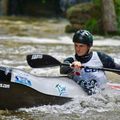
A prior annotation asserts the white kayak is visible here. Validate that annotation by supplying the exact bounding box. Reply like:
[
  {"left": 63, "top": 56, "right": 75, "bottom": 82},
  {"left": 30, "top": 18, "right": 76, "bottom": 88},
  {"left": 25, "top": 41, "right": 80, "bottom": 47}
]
[{"left": 0, "top": 66, "right": 120, "bottom": 110}]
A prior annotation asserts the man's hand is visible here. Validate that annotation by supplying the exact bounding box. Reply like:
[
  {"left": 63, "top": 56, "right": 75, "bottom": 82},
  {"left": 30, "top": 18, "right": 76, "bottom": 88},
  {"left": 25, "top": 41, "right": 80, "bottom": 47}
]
[
  {"left": 71, "top": 61, "right": 82, "bottom": 69},
  {"left": 70, "top": 61, "right": 82, "bottom": 76}
]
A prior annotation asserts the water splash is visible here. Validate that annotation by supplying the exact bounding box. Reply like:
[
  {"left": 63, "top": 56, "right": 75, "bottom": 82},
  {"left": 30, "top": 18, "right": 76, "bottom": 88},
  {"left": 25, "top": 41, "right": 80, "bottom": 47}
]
[{"left": 19, "top": 89, "right": 120, "bottom": 115}]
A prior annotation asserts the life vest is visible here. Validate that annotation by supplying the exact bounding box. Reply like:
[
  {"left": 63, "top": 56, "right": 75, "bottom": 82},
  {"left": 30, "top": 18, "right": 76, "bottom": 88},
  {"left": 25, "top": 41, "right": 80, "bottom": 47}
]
[{"left": 73, "top": 51, "right": 108, "bottom": 88}]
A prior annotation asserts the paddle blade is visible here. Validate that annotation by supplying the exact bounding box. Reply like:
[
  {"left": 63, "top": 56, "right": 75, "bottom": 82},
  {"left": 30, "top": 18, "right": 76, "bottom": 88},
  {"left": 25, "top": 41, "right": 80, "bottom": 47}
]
[{"left": 27, "top": 54, "right": 61, "bottom": 68}]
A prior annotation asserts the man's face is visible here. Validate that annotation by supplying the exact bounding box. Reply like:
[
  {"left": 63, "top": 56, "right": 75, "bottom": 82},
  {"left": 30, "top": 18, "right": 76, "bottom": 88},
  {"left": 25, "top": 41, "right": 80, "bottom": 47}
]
[{"left": 74, "top": 42, "right": 90, "bottom": 56}]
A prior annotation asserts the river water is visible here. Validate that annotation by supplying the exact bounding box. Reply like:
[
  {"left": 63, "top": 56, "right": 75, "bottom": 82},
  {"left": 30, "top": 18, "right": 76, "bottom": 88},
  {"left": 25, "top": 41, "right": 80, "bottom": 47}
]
[{"left": 0, "top": 18, "right": 120, "bottom": 120}]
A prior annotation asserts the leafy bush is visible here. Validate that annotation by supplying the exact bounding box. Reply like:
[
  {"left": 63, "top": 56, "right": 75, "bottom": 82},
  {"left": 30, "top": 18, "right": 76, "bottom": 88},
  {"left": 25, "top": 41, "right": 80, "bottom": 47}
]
[
  {"left": 114, "top": 0, "right": 120, "bottom": 33},
  {"left": 84, "top": 18, "right": 100, "bottom": 34}
]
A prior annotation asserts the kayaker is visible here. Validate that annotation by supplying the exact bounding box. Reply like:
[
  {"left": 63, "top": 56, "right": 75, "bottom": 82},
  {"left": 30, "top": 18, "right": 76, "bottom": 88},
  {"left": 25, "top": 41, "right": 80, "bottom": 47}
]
[{"left": 60, "top": 29, "right": 120, "bottom": 95}]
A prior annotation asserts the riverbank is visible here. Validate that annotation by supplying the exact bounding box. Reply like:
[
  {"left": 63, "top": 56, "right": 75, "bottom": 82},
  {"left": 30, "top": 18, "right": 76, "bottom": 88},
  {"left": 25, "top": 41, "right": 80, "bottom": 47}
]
[{"left": 0, "top": 16, "right": 70, "bottom": 38}]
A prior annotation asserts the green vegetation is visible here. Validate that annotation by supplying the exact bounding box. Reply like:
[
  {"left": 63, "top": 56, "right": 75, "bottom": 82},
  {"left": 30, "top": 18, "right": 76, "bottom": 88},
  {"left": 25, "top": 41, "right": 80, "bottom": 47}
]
[
  {"left": 66, "top": 2, "right": 102, "bottom": 34},
  {"left": 66, "top": 0, "right": 120, "bottom": 35},
  {"left": 85, "top": 0, "right": 101, "bottom": 34},
  {"left": 114, "top": 0, "right": 120, "bottom": 33},
  {"left": 91, "top": 0, "right": 101, "bottom": 6},
  {"left": 84, "top": 18, "right": 99, "bottom": 34},
  {"left": 42, "top": 0, "right": 46, "bottom": 4}
]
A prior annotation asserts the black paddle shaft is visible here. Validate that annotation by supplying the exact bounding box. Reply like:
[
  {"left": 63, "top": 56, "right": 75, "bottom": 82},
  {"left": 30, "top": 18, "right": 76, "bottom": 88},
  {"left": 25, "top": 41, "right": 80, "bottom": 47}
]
[{"left": 26, "top": 54, "right": 120, "bottom": 73}]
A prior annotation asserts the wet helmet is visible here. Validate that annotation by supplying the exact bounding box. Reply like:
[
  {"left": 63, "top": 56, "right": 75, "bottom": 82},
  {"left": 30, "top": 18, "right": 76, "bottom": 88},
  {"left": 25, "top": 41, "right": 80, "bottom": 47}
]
[{"left": 73, "top": 30, "right": 93, "bottom": 46}]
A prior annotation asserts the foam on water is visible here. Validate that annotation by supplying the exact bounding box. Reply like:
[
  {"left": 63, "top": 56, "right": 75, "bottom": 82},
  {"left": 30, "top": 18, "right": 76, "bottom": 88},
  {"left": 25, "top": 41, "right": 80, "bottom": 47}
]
[
  {"left": 19, "top": 88, "right": 120, "bottom": 115},
  {"left": 1, "top": 35, "right": 120, "bottom": 46},
  {"left": 0, "top": 35, "right": 72, "bottom": 45}
]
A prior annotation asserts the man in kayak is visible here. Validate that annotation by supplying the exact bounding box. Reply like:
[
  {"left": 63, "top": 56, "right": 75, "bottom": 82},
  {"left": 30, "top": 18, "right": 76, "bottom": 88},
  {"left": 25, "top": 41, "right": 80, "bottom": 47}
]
[{"left": 60, "top": 29, "right": 120, "bottom": 95}]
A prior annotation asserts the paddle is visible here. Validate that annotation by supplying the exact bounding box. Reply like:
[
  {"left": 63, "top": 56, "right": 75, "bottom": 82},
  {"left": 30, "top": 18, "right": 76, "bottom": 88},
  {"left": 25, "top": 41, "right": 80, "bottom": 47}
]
[
  {"left": 26, "top": 54, "right": 120, "bottom": 73},
  {"left": 27, "top": 54, "right": 70, "bottom": 68}
]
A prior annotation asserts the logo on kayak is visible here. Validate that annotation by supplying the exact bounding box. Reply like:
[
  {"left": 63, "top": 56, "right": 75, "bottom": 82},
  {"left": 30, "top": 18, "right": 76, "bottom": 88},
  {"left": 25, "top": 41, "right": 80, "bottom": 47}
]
[
  {"left": 0, "top": 83, "right": 10, "bottom": 89},
  {"left": 15, "top": 76, "right": 32, "bottom": 87},
  {"left": 56, "top": 84, "right": 67, "bottom": 96}
]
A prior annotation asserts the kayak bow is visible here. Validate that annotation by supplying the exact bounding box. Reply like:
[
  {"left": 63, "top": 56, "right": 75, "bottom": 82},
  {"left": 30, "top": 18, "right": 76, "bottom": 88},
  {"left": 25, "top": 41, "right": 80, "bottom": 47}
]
[{"left": 0, "top": 67, "right": 85, "bottom": 110}]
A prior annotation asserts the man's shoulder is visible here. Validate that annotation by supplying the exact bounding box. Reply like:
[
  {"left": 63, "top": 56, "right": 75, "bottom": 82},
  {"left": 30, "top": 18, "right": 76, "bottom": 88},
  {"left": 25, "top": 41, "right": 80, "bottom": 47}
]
[
  {"left": 95, "top": 51, "right": 115, "bottom": 67},
  {"left": 96, "top": 51, "right": 111, "bottom": 58}
]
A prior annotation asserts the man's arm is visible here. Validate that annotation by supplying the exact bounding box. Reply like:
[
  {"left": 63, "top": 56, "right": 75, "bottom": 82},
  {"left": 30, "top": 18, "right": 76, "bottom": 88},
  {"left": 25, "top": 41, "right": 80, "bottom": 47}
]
[
  {"left": 60, "top": 57, "right": 74, "bottom": 74},
  {"left": 97, "top": 52, "right": 120, "bottom": 74}
]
